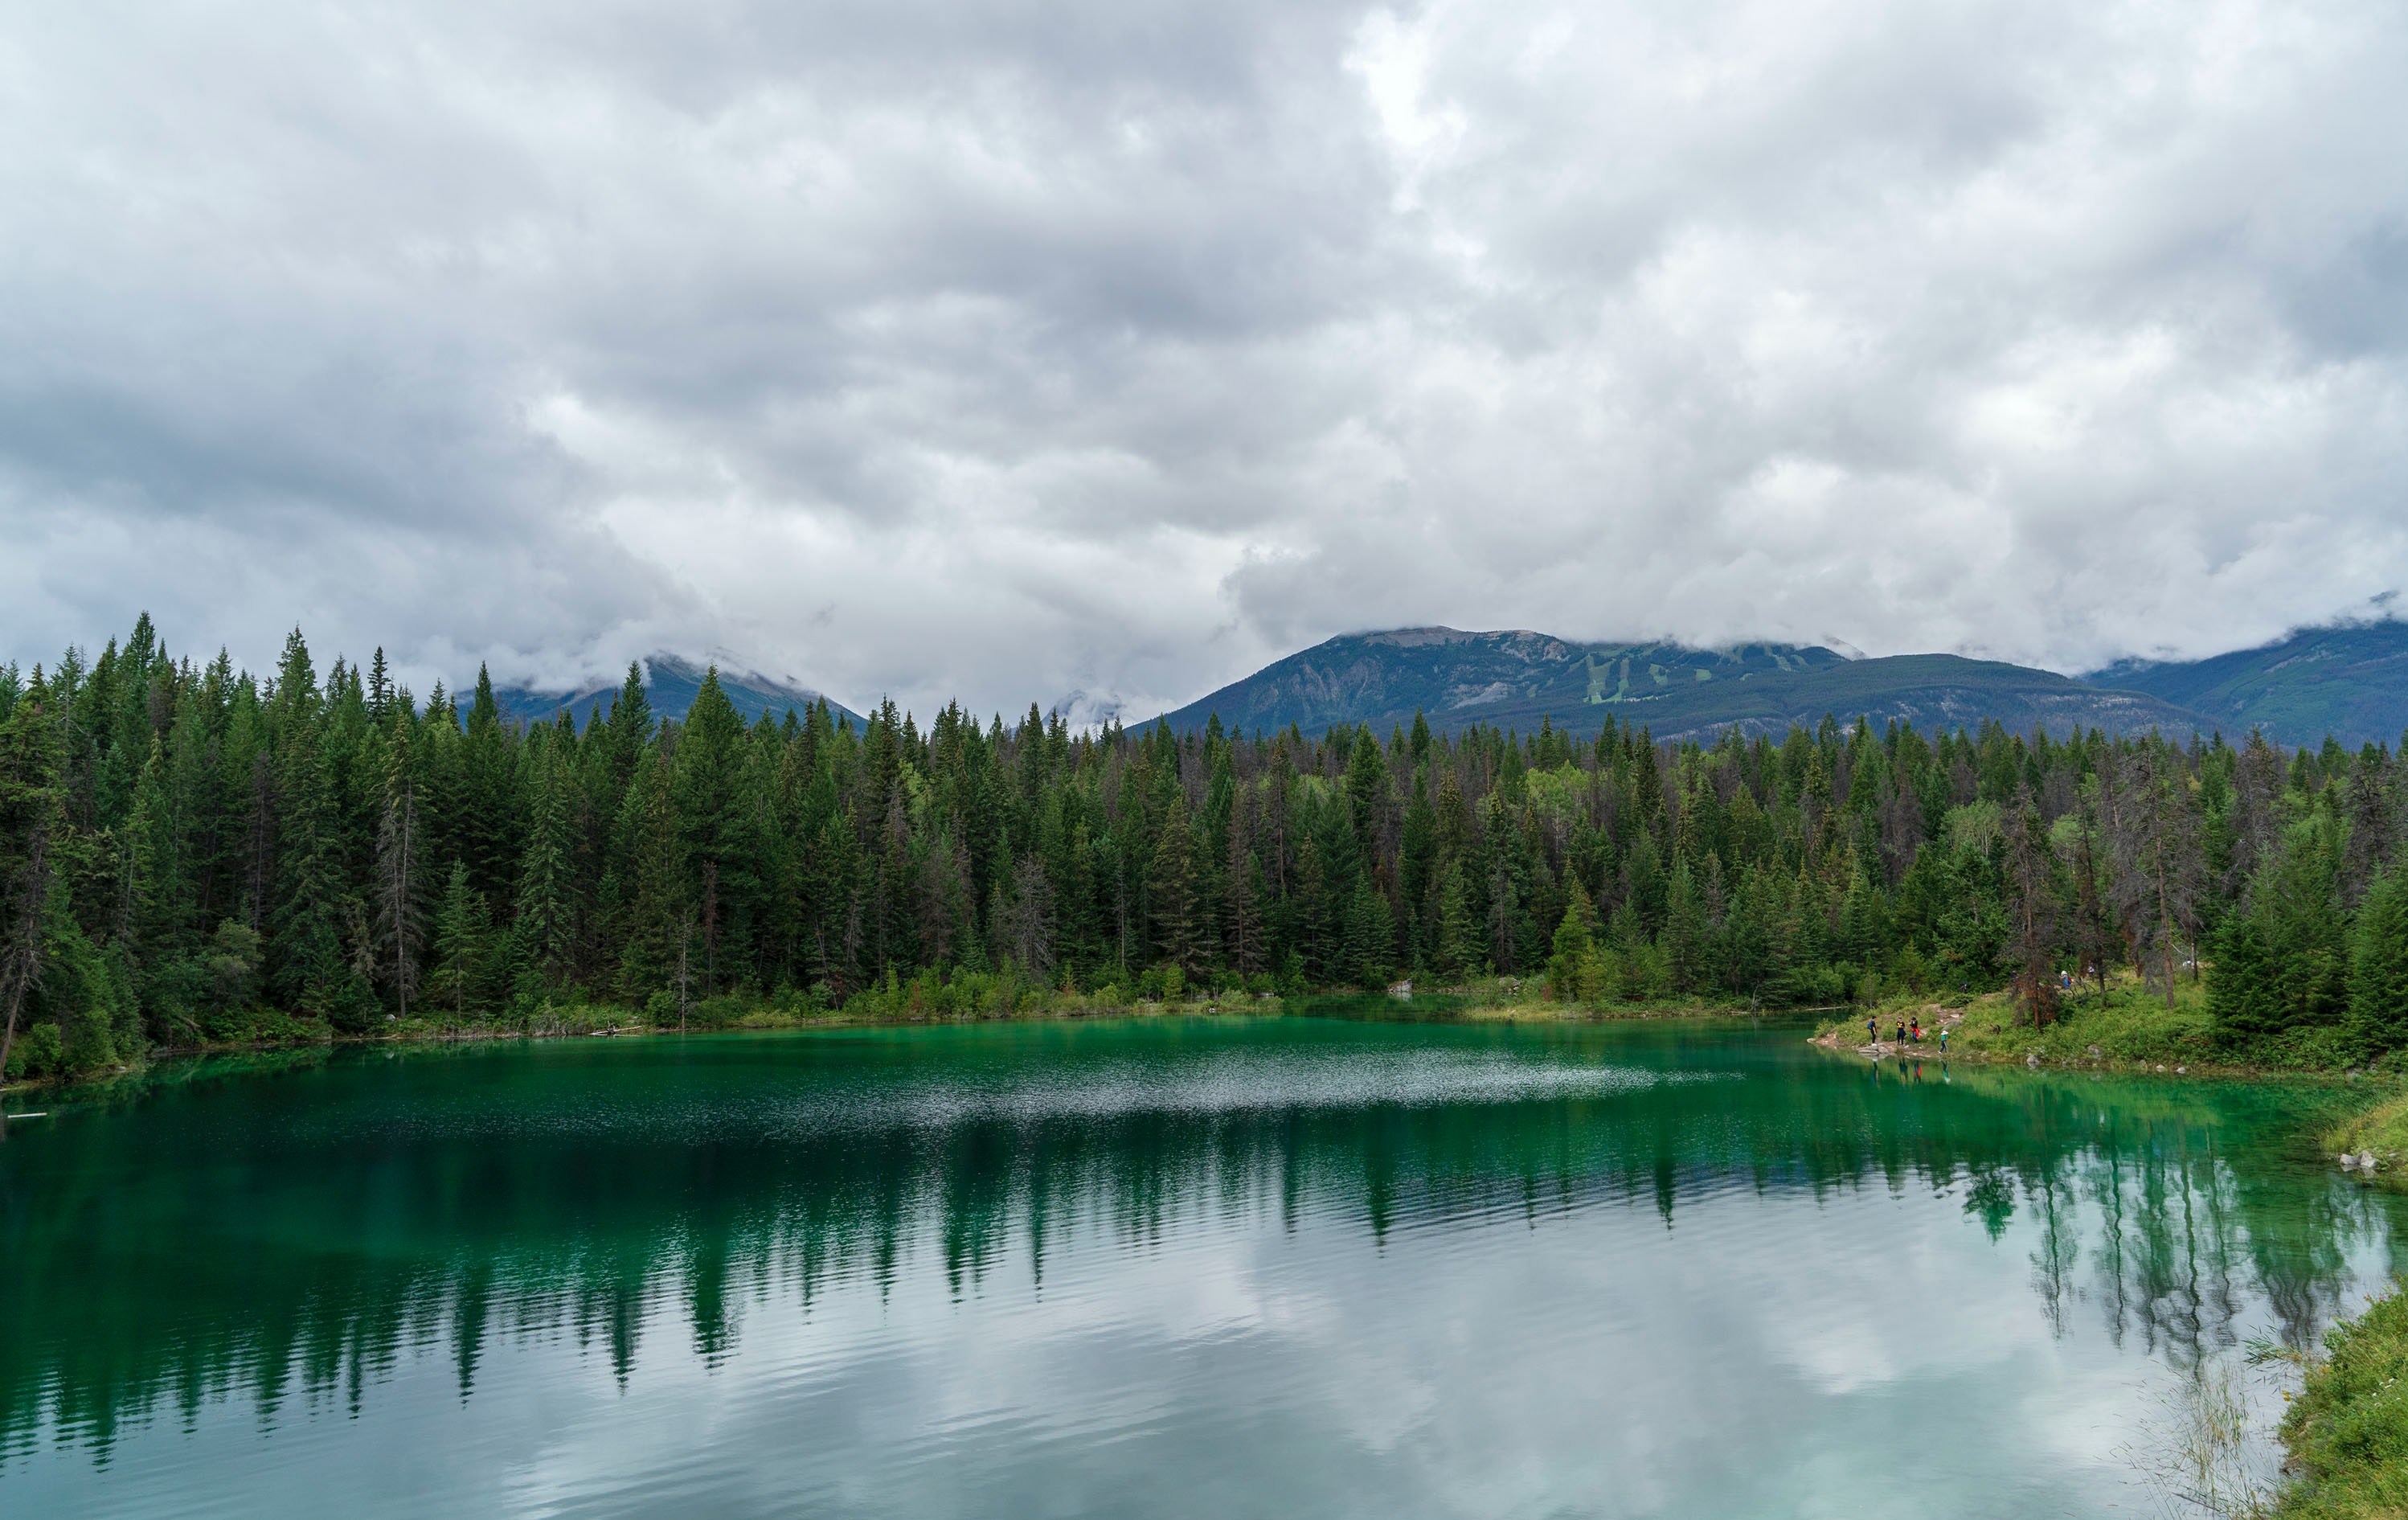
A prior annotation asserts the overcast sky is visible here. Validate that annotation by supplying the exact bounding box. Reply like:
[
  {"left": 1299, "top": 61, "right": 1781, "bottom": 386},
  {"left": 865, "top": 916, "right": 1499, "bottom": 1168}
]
[{"left": 4, "top": 0, "right": 2406, "bottom": 719}]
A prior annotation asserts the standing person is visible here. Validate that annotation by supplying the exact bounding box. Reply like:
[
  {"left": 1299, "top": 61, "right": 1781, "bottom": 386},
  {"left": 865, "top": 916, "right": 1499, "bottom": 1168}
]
[
  {"left": 1910, "top": 1018, "right": 1922, "bottom": 1043},
  {"left": 1867, "top": 1015, "right": 1878, "bottom": 1046},
  {"left": 1939, "top": 1024, "right": 1948, "bottom": 1055}
]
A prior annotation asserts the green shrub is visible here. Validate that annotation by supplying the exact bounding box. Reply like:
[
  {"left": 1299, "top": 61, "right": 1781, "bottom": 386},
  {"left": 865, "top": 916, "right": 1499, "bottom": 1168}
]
[
  {"left": 4, "top": 1022, "right": 64, "bottom": 1080},
  {"left": 2275, "top": 1284, "right": 2408, "bottom": 1518}
]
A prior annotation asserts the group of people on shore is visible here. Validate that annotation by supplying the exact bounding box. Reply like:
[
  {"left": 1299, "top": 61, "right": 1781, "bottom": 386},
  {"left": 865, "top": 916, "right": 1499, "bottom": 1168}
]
[{"left": 1866, "top": 1014, "right": 1946, "bottom": 1055}]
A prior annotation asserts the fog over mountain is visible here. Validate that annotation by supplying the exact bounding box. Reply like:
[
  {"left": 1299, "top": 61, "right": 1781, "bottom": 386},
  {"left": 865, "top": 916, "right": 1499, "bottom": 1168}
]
[{"left": 6, "top": 0, "right": 2408, "bottom": 717}]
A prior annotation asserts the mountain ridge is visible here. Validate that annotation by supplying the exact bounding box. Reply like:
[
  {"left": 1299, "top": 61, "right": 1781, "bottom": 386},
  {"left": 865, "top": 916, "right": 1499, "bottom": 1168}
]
[
  {"left": 2082, "top": 619, "right": 2408, "bottom": 748},
  {"left": 492, "top": 654, "right": 864, "bottom": 731},
  {"left": 1145, "top": 628, "right": 2215, "bottom": 743}
]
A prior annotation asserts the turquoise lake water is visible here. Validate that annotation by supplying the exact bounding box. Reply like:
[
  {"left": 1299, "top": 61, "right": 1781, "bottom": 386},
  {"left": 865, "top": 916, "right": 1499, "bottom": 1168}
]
[{"left": 1, "top": 1015, "right": 2398, "bottom": 1517}]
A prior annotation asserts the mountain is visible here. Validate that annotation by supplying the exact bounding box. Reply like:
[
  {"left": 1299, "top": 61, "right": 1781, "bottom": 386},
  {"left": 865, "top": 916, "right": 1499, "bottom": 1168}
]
[
  {"left": 1146, "top": 628, "right": 2213, "bottom": 742},
  {"left": 492, "top": 654, "right": 863, "bottom": 731},
  {"left": 2084, "top": 620, "right": 2408, "bottom": 749}
]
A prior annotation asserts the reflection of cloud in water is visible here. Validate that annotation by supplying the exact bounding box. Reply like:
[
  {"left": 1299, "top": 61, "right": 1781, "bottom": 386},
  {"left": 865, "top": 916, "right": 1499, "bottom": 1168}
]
[
  {"left": 453, "top": 1048, "right": 1734, "bottom": 1143},
  {"left": 848, "top": 1051, "right": 1725, "bottom": 1130},
  {"left": 7, "top": 1025, "right": 2406, "bottom": 1520}
]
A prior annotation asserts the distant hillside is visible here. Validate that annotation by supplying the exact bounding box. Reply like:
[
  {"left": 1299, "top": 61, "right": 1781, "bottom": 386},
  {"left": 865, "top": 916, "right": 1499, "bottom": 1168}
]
[
  {"left": 493, "top": 654, "right": 862, "bottom": 731},
  {"left": 2086, "top": 620, "right": 2408, "bottom": 748},
  {"left": 1148, "top": 628, "right": 2213, "bottom": 741}
]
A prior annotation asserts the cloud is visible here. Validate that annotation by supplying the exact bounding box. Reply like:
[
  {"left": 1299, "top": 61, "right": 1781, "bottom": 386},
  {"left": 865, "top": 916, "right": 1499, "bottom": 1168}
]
[{"left": 3, "top": 0, "right": 2406, "bottom": 716}]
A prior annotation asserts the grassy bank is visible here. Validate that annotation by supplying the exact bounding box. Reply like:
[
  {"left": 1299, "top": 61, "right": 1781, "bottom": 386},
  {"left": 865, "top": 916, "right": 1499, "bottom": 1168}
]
[
  {"left": 1427, "top": 976, "right": 1796, "bottom": 1023},
  {"left": 2323, "top": 1095, "right": 2408, "bottom": 1178},
  {"left": 2272, "top": 1284, "right": 2408, "bottom": 1518},
  {"left": 1811, "top": 973, "right": 2395, "bottom": 1079}
]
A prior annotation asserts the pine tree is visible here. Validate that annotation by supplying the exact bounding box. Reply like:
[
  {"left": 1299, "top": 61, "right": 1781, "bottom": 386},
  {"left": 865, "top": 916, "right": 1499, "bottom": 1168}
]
[
  {"left": 676, "top": 669, "right": 756, "bottom": 991},
  {"left": 1664, "top": 858, "right": 1709, "bottom": 994},
  {"left": 457, "top": 666, "right": 521, "bottom": 907},
  {"left": 1720, "top": 867, "right": 1772, "bottom": 1000},
  {"left": 2000, "top": 787, "right": 2060, "bottom": 1026},
  {"left": 1343, "top": 876, "right": 1390, "bottom": 989},
  {"left": 428, "top": 860, "right": 486, "bottom": 1020},
  {"left": 373, "top": 725, "right": 427, "bottom": 1018},
  {"left": 515, "top": 745, "right": 576, "bottom": 989},
  {"left": 1223, "top": 811, "right": 1262, "bottom": 977},
  {"left": 1434, "top": 862, "right": 1480, "bottom": 983},
  {"left": 1150, "top": 793, "right": 1196, "bottom": 975},
  {"left": 1293, "top": 831, "right": 1331, "bottom": 984},
  {"left": 2349, "top": 869, "right": 2408, "bottom": 1055},
  {"left": 1624, "top": 829, "right": 1666, "bottom": 938},
  {"left": 1547, "top": 879, "right": 1597, "bottom": 1003},
  {"left": 1345, "top": 728, "right": 1388, "bottom": 858},
  {"left": 2110, "top": 745, "right": 2205, "bottom": 1007},
  {"left": 268, "top": 634, "right": 351, "bottom": 1025},
  {"left": 2209, "top": 908, "right": 2283, "bottom": 1048},
  {"left": 619, "top": 752, "right": 686, "bottom": 1002},
  {"left": 997, "top": 854, "right": 1056, "bottom": 981},
  {"left": 0, "top": 686, "right": 62, "bottom": 1076}
]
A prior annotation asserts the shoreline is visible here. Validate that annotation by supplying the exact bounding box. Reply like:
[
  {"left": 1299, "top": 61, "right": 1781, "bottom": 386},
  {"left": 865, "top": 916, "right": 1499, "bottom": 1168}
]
[{"left": 3, "top": 994, "right": 1837, "bottom": 1100}]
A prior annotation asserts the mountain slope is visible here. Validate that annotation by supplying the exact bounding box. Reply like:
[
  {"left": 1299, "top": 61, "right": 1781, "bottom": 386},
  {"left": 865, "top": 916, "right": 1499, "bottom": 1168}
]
[
  {"left": 2086, "top": 620, "right": 2408, "bottom": 748},
  {"left": 493, "top": 655, "right": 862, "bottom": 731},
  {"left": 1149, "top": 628, "right": 2212, "bottom": 741}
]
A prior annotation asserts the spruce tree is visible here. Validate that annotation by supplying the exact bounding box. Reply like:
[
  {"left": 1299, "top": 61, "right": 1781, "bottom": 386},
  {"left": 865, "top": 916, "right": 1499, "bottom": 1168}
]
[
  {"left": 620, "top": 752, "right": 686, "bottom": 1002},
  {"left": 1434, "top": 863, "right": 1479, "bottom": 983},
  {"left": 1547, "top": 879, "right": 1597, "bottom": 1002},
  {"left": 515, "top": 746, "right": 576, "bottom": 989},
  {"left": 1664, "top": 858, "right": 1709, "bottom": 994},
  {"left": 2349, "top": 869, "right": 2408, "bottom": 1056},
  {"left": 428, "top": 860, "right": 486, "bottom": 1020},
  {"left": 268, "top": 637, "right": 349, "bottom": 1025},
  {"left": 373, "top": 726, "right": 426, "bottom": 1018},
  {"left": 1150, "top": 794, "right": 1195, "bottom": 975},
  {"left": 1293, "top": 832, "right": 1331, "bottom": 984},
  {"left": 0, "top": 684, "right": 62, "bottom": 1076}
]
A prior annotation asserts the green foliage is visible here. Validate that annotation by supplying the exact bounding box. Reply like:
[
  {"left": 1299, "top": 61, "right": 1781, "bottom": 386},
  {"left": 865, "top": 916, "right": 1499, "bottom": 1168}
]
[
  {"left": 2349, "top": 870, "right": 2408, "bottom": 1055},
  {"left": 2275, "top": 1283, "right": 2408, "bottom": 1518},
  {"left": 3, "top": 1019, "right": 61, "bottom": 1079},
  {"left": 11, "top": 611, "right": 2408, "bottom": 1084},
  {"left": 2214, "top": 821, "right": 2353, "bottom": 1049}
]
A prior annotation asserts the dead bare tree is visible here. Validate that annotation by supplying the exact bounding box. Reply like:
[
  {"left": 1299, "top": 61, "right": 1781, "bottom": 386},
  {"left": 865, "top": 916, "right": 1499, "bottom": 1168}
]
[
  {"left": 373, "top": 740, "right": 423, "bottom": 1020},
  {"left": 1000, "top": 854, "right": 1058, "bottom": 981},
  {"left": 2111, "top": 745, "right": 2205, "bottom": 1008},
  {"left": 2001, "top": 785, "right": 2060, "bottom": 1027}
]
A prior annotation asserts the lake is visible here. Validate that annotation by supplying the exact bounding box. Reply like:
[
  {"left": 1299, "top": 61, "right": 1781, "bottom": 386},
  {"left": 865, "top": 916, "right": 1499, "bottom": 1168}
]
[{"left": 1, "top": 1015, "right": 2398, "bottom": 1518}]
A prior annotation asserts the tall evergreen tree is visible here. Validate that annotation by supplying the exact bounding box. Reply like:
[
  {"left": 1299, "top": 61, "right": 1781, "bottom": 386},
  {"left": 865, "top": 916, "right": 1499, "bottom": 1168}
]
[
  {"left": 514, "top": 746, "right": 576, "bottom": 990},
  {"left": 2349, "top": 868, "right": 2408, "bottom": 1055},
  {"left": 428, "top": 860, "right": 488, "bottom": 1018},
  {"left": 373, "top": 725, "right": 427, "bottom": 1018}
]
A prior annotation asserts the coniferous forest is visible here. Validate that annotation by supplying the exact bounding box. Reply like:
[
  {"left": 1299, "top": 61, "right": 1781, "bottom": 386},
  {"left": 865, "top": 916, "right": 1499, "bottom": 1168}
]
[{"left": 6, "top": 613, "right": 2408, "bottom": 1082}]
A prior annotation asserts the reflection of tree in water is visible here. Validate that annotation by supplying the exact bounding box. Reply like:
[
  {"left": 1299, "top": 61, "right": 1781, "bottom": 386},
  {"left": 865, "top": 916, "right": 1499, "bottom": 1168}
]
[
  {"left": 2000, "top": 1085, "right": 2390, "bottom": 1370},
  {"left": 1965, "top": 1172, "right": 2016, "bottom": 1239},
  {"left": 5, "top": 1047, "right": 2406, "bottom": 1465},
  {"left": 2027, "top": 1155, "right": 2082, "bottom": 1338}
]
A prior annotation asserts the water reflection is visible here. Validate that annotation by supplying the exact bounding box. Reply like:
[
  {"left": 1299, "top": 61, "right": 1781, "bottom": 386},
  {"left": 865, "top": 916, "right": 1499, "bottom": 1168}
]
[{"left": 0, "top": 1020, "right": 2397, "bottom": 1473}]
